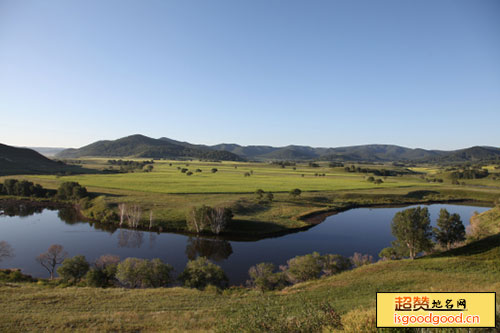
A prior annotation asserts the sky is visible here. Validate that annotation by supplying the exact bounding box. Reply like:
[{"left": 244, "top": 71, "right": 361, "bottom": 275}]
[{"left": 0, "top": 0, "right": 499, "bottom": 150}]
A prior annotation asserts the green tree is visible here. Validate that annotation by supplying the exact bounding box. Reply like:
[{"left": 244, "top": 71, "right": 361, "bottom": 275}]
[
  {"left": 378, "top": 247, "right": 401, "bottom": 260},
  {"left": 115, "top": 258, "right": 173, "bottom": 288},
  {"left": 391, "top": 207, "right": 433, "bottom": 259},
  {"left": 86, "top": 254, "right": 120, "bottom": 288},
  {"left": 285, "top": 252, "right": 323, "bottom": 283},
  {"left": 433, "top": 209, "right": 466, "bottom": 250},
  {"left": 289, "top": 188, "right": 302, "bottom": 198},
  {"left": 57, "top": 255, "right": 90, "bottom": 283},
  {"left": 248, "top": 262, "right": 287, "bottom": 292},
  {"left": 178, "top": 257, "right": 228, "bottom": 290},
  {"left": 56, "top": 182, "right": 88, "bottom": 200},
  {"left": 321, "top": 254, "right": 352, "bottom": 276},
  {"left": 255, "top": 189, "right": 265, "bottom": 200}
]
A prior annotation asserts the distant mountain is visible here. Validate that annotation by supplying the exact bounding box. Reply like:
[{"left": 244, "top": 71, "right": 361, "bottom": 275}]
[
  {"left": 56, "top": 135, "right": 244, "bottom": 161},
  {"left": 0, "top": 144, "right": 91, "bottom": 176},
  {"left": 26, "top": 147, "right": 67, "bottom": 157},
  {"left": 55, "top": 135, "right": 500, "bottom": 163}
]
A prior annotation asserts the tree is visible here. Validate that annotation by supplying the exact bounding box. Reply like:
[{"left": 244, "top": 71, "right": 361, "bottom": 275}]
[
  {"left": 57, "top": 255, "right": 90, "bottom": 283},
  {"left": 86, "top": 254, "right": 120, "bottom": 288},
  {"left": 378, "top": 247, "right": 401, "bottom": 260},
  {"left": 56, "top": 182, "right": 88, "bottom": 200},
  {"left": 36, "top": 244, "right": 68, "bottom": 279},
  {"left": 321, "top": 254, "right": 352, "bottom": 276},
  {"left": 255, "top": 189, "right": 265, "bottom": 200},
  {"left": 248, "top": 263, "right": 286, "bottom": 292},
  {"left": 350, "top": 252, "right": 373, "bottom": 267},
  {"left": 116, "top": 258, "right": 173, "bottom": 288},
  {"left": 289, "top": 188, "right": 302, "bottom": 198},
  {"left": 211, "top": 168, "right": 218, "bottom": 173},
  {"left": 178, "top": 257, "right": 228, "bottom": 290},
  {"left": 186, "top": 206, "right": 232, "bottom": 235},
  {"left": 285, "top": 252, "right": 323, "bottom": 283},
  {"left": 433, "top": 209, "right": 466, "bottom": 250},
  {"left": 266, "top": 192, "right": 274, "bottom": 202},
  {"left": 391, "top": 207, "right": 433, "bottom": 259},
  {"left": 0, "top": 241, "right": 14, "bottom": 263}
]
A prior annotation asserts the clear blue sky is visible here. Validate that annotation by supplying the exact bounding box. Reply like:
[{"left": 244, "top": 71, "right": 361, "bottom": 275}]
[{"left": 1, "top": 0, "right": 499, "bottom": 150}]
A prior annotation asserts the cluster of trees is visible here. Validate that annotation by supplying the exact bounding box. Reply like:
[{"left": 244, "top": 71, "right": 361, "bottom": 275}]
[
  {"left": 255, "top": 189, "right": 274, "bottom": 202},
  {"left": 247, "top": 251, "right": 371, "bottom": 292},
  {"left": 0, "top": 179, "right": 54, "bottom": 198},
  {"left": 34, "top": 244, "right": 228, "bottom": 289},
  {"left": 379, "top": 207, "right": 466, "bottom": 260},
  {"left": 0, "top": 179, "right": 88, "bottom": 201},
  {"left": 366, "top": 176, "right": 384, "bottom": 184},
  {"left": 344, "top": 165, "right": 412, "bottom": 176},
  {"left": 450, "top": 168, "right": 489, "bottom": 180},
  {"left": 271, "top": 161, "right": 296, "bottom": 167},
  {"left": 107, "top": 159, "right": 154, "bottom": 173},
  {"left": 329, "top": 162, "right": 344, "bottom": 168},
  {"left": 186, "top": 206, "right": 233, "bottom": 235}
]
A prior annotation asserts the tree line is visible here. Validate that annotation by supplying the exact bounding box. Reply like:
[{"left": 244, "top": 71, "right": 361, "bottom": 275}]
[{"left": 0, "top": 179, "right": 88, "bottom": 201}]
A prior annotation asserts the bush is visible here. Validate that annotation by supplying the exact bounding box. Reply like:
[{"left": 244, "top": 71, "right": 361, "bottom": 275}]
[
  {"left": 86, "top": 254, "right": 120, "bottom": 287},
  {"left": 285, "top": 252, "right": 323, "bottom": 283},
  {"left": 289, "top": 188, "right": 302, "bottom": 198},
  {"left": 321, "top": 254, "right": 352, "bottom": 276},
  {"left": 378, "top": 247, "right": 401, "bottom": 260},
  {"left": 57, "top": 255, "right": 90, "bottom": 283},
  {"left": 178, "top": 257, "right": 228, "bottom": 290},
  {"left": 341, "top": 307, "right": 377, "bottom": 333},
  {"left": 211, "top": 168, "right": 218, "bottom": 173},
  {"left": 0, "top": 269, "right": 35, "bottom": 282},
  {"left": 350, "top": 252, "right": 374, "bottom": 267},
  {"left": 56, "top": 182, "right": 88, "bottom": 200},
  {"left": 247, "top": 263, "right": 287, "bottom": 292},
  {"left": 116, "top": 258, "right": 174, "bottom": 288}
]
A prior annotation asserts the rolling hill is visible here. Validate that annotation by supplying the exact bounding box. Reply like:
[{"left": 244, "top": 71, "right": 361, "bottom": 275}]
[
  {"left": 56, "top": 135, "right": 244, "bottom": 161},
  {"left": 0, "top": 144, "right": 92, "bottom": 176},
  {"left": 55, "top": 135, "right": 500, "bottom": 163}
]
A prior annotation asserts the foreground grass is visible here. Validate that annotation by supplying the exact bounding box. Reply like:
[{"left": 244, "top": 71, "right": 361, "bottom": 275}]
[{"left": 1, "top": 233, "right": 499, "bottom": 332}]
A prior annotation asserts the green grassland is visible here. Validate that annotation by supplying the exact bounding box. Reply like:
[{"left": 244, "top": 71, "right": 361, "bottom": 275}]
[
  {"left": 2, "top": 159, "right": 500, "bottom": 237},
  {"left": 1, "top": 233, "right": 498, "bottom": 332}
]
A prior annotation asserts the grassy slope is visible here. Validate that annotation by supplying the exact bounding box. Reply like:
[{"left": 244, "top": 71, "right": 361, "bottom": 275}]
[{"left": 1, "top": 233, "right": 498, "bottom": 332}]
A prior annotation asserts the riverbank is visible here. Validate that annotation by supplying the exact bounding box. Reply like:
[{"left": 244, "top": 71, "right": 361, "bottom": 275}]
[{"left": 1, "top": 232, "right": 498, "bottom": 332}]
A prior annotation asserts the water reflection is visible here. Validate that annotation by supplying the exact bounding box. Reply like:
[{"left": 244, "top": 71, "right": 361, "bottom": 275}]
[
  {"left": 118, "top": 229, "right": 144, "bottom": 248},
  {"left": 185, "top": 237, "right": 233, "bottom": 261},
  {"left": 0, "top": 203, "right": 45, "bottom": 217}
]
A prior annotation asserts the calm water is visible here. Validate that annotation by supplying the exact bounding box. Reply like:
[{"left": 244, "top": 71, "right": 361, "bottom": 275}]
[{"left": 0, "top": 203, "right": 489, "bottom": 284}]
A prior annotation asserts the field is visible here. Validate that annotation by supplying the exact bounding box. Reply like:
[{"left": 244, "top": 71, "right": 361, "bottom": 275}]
[{"left": 2, "top": 159, "right": 500, "bottom": 237}]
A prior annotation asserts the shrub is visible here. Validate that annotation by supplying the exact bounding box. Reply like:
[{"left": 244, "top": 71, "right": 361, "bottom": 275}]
[
  {"left": 178, "top": 257, "right": 228, "bottom": 290},
  {"left": 186, "top": 171, "right": 193, "bottom": 176},
  {"left": 350, "top": 252, "right": 374, "bottom": 267},
  {"left": 211, "top": 168, "right": 218, "bottom": 173},
  {"left": 341, "top": 307, "right": 377, "bottom": 333},
  {"left": 116, "top": 257, "right": 173, "bottom": 288},
  {"left": 86, "top": 254, "right": 120, "bottom": 287},
  {"left": 289, "top": 188, "right": 302, "bottom": 198},
  {"left": 321, "top": 254, "right": 352, "bottom": 276},
  {"left": 285, "top": 252, "right": 323, "bottom": 283},
  {"left": 247, "top": 263, "right": 287, "bottom": 292},
  {"left": 57, "top": 255, "right": 90, "bottom": 283},
  {"left": 378, "top": 247, "right": 401, "bottom": 260}
]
